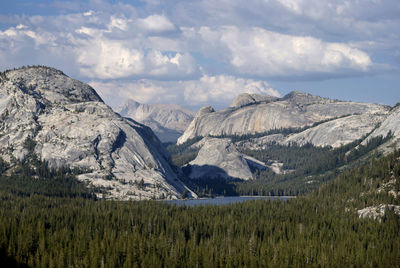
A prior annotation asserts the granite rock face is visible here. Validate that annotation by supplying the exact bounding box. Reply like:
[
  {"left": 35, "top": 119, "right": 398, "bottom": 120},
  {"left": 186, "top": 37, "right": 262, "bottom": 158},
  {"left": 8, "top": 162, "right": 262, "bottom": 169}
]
[
  {"left": 187, "top": 138, "right": 266, "bottom": 181},
  {"left": 283, "top": 113, "right": 386, "bottom": 148},
  {"left": 357, "top": 204, "right": 400, "bottom": 221},
  {"left": 235, "top": 112, "right": 391, "bottom": 150},
  {"left": 177, "top": 91, "right": 396, "bottom": 180},
  {"left": 178, "top": 91, "right": 389, "bottom": 145},
  {"left": 0, "top": 66, "right": 196, "bottom": 200},
  {"left": 115, "top": 99, "right": 195, "bottom": 142},
  {"left": 363, "top": 105, "right": 400, "bottom": 148}
]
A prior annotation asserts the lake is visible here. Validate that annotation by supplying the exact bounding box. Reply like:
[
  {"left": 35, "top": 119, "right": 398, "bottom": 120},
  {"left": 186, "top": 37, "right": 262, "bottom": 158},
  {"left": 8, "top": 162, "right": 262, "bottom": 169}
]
[{"left": 165, "top": 196, "right": 292, "bottom": 206}]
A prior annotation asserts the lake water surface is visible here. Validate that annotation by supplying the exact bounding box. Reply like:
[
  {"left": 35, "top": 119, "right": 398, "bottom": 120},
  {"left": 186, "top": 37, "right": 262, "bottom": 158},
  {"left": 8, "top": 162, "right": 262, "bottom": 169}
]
[{"left": 165, "top": 196, "right": 291, "bottom": 206}]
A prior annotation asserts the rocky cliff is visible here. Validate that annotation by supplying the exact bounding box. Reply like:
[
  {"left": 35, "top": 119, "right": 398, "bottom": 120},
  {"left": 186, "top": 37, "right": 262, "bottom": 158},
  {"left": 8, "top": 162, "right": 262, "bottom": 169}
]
[
  {"left": 115, "top": 99, "right": 195, "bottom": 142},
  {"left": 177, "top": 91, "right": 389, "bottom": 145},
  {"left": 0, "top": 66, "right": 195, "bottom": 200}
]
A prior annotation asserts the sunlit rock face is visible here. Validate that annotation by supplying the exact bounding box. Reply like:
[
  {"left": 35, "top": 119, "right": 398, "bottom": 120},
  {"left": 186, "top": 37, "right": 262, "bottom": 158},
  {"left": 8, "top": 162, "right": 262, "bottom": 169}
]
[
  {"left": 178, "top": 91, "right": 390, "bottom": 146},
  {"left": 357, "top": 204, "right": 400, "bottom": 221},
  {"left": 186, "top": 138, "right": 266, "bottom": 181},
  {"left": 115, "top": 99, "right": 195, "bottom": 143},
  {"left": 0, "top": 66, "right": 196, "bottom": 200},
  {"left": 177, "top": 91, "right": 395, "bottom": 179},
  {"left": 362, "top": 105, "right": 400, "bottom": 150},
  {"left": 282, "top": 113, "right": 386, "bottom": 148}
]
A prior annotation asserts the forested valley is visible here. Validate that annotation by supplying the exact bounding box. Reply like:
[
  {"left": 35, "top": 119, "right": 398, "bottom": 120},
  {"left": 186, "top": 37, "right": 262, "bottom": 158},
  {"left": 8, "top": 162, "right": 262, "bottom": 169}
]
[
  {"left": 167, "top": 130, "right": 393, "bottom": 197},
  {"left": 1, "top": 146, "right": 400, "bottom": 266}
]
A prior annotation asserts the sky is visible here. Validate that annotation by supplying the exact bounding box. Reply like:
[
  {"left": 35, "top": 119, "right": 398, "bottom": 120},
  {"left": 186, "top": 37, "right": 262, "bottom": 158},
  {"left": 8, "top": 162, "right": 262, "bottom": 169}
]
[{"left": 0, "top": 0, "right": 399, "bottom": 111}]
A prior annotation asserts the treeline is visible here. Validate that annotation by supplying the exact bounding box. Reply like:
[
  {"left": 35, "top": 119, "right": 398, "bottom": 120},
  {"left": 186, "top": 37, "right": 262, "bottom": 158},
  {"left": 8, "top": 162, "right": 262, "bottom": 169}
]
[
  {"left": 0, "top": 139, "right": 98, "bottom": 199},
  {"left": 167, "top": 137, "right": 202, "bottom": 167},
  {"left": 0, "top": 161, "right": 97, "bottom": 199},
  {"left": 0, "top": 150, "right": 399, "bottom": 266}
]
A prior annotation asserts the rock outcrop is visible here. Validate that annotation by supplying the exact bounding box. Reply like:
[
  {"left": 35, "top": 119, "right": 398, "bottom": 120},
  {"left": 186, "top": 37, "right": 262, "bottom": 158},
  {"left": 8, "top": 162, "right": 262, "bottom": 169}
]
[
  {"left": 362, "top": 105, "right": 400, "bottom": 148},
  {"left": 357, "top": 204, "right": 400, "bottom": 221},
  {"left": 229, "top": 93, "right": 278, "bottom": 108},
  {"left": 177, "top": 91, "right": 389, "bottom": 145},
  {"left": 0, "top": 66, "right": 195, "bottom": 200},
  {"left": 115, "top": 99, "right": 195, "bottom": 142},
  {"left": 186, "top": 138, "right": 266, "bottom": 180}
]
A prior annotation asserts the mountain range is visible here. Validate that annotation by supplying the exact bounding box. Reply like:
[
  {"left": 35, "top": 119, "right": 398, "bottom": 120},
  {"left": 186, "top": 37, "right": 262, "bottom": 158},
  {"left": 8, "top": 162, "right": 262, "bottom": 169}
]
[
  {"left": 1, "top": 66, "right": 399, "bottom": 200},
  {"left": 178, "top": 92, "right": 391, "bottom": 145},
  {"left": 175, "top": 92, "right": 400, "bottom": 186},
  {"left": 1, "top": 67, "right": 398, "bottom": 267},
  {"left": 115, "top": 99, "right": 195, "bottom": 143}
]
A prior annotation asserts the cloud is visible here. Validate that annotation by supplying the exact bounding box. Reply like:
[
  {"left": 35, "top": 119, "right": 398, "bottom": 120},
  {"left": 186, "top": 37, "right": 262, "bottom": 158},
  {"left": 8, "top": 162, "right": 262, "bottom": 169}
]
[
  {"left": 0, "top": 0, "right": 399, "bottom": 110},
  {"left": 1, "top": 1, "right": 395, "bottom": 82},
  {"left": 90, "top": 75, "right": 279, "bottom": 109},
  {"left": 182, "top": 75, "right": 280, "bottom": 106},
  {"left": 275, "top": 0, "right": 400, "bottom": 22},
  {"left": 74, "top": 36, "right": 199, "bottom": 79},
  {"left": 188, "top": 26, "right": 373, "bottom": 78},
  {"left": 75, "top": 39, "right": 145, "bottom": 79},
  {"left": 137, "top": 14, "right": 176, "bottom": 32},
  {"left": 179, "top": 0, "right": 400, "bottom": 40},
  {"left": 0, "top": 11, "right": 200, "bottom": 80}
]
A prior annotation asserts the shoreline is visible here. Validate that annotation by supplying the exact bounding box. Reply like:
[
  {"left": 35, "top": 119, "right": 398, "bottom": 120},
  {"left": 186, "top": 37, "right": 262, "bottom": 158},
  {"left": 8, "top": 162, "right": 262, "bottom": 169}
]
[{"left": 163, "top": 195, "right": 296, "bottom": 202}]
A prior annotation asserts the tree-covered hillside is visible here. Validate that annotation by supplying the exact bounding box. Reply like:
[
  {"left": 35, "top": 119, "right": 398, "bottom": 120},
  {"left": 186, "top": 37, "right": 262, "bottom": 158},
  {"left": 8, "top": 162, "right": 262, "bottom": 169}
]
[
  {"left": 0, "top": 149, "right": 399, "bottom": 267},
  {"left": 167, "top": 130, "right": 392, "bottom": 197}
]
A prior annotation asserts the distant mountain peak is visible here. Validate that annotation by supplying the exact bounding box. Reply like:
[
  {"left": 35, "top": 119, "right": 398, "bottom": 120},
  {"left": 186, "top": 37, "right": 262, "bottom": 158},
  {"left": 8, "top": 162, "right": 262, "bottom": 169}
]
[{"left": 115, "top": 99, "right": 195, "bottom": 142}]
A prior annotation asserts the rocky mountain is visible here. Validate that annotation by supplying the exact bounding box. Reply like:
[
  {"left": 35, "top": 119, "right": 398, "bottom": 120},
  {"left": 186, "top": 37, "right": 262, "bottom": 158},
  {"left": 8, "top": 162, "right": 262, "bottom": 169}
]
[
  {"left": 173, "top": 91, "right": 398, "bottom": 188},
  {"left": 115, "top": 99, "right": 195, "bottom": 143},
  {"left": 178, "top": 91, "right": 389, "bottom": 145},
  {"left": 236, "top": 112, "right": 386, "bottom": 150},
  {"left": 186, "top": 138, "right": 266, "bottom": 180},
  {"left": 0, "top": 66, "right": 196, "bottom": 200}
]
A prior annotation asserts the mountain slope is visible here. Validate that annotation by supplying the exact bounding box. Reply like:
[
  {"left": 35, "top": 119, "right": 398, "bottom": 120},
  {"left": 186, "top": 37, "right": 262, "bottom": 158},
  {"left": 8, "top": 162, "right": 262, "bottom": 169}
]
[
  {"left": 178, "top": 91, "right": 389, "bottom": 144},
  {"left": 169, "top": 91, "right": 397, "bottom": 196},
  {"left": 115, "top": 99, "right": 195, "bottom": 142},
  {"left": 362, "top": 105, "right": 400, "bottom": 151},
  {"left": 186, "top": 138, "right": 266, "bottom": 181},
  {"left": 0, "top": 66, "right": 195, "bottom": 200}
]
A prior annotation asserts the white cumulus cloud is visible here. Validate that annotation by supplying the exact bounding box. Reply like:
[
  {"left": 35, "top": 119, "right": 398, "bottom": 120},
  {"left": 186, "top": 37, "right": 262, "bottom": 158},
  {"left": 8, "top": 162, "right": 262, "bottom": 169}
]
[
  {"left": 0, "top": 11, "right": 200, "bottom": 80},
  {"left": 0, "top": 0, "right": 398, "bottom": 109},
  {"left": 90, "top": 75, "right": 279, "bottom": 109},
  {"left": 76, "top": 39, "right": 145, "bottom": 79},
  {"left": 190, "top": 26, "right": 373, "bottom": 77},
  {"left": 137, "top": 14, "right": 176, "bottom": 32}
]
